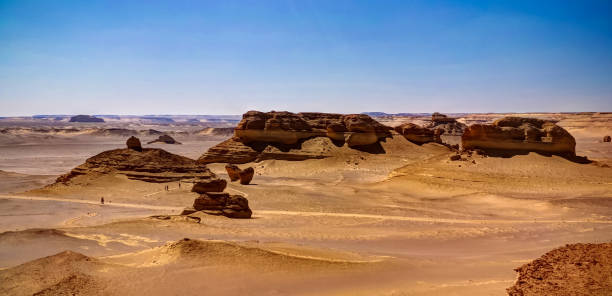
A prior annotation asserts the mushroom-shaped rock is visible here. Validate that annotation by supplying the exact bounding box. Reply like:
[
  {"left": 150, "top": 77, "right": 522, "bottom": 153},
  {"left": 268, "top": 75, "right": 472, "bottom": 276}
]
[
  {"left": 225, "top": 164, "right": 241, "bottom": 181},
  {"left": 191, "top": 179, "right": 227, "bottom": 193},
  {"left": 238, "top": 167, "right": 254, "bottom": 185},
  {"left": 604, "top": 135, "right": 611, "bottom": 142},
  {"left": 126, "top": 136, "right": 142, "bottom": 152}
]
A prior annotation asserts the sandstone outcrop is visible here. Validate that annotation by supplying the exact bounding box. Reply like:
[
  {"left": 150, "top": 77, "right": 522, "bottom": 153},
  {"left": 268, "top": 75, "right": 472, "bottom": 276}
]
[
  {"left": 55, "top": 139, "right": 215, "bottom": 184},
  {"left": 238, "top": 167, "right": 254, "bottom": 185},
  {"left": 147, "top": 134, "right": 181, "bottom": 144},
  {"left": 395, "top": 113, "right": 466, "bottom": 146},
  {"left": 69, "top": 115, "right": 104, "bottom": 123},
  {"left": 224, "top": 164, "right": 254, "bottom": 185},
  {"left": 604, "top": 135, "right": 611, "bottom": 142},
  {"left": 225, "top": 164, "right": 241, "bottom": 181},
  {"left": 126, "top": 136, "right": 142, "bottom": 151},
  {"left": 462, "top": 117, "right": 576, "bottom": 158},
  {"left": 198, "top": 111, "right": 392, "bottom": 164},
  {"left": 191, "top": 179, "right": 227, "bottom": 193},
  {"left": 190, "top": 193, "right": 252, "bottom": 218},
  {"left": 507, "top": 242, "right": 612, "bottom": 296}
]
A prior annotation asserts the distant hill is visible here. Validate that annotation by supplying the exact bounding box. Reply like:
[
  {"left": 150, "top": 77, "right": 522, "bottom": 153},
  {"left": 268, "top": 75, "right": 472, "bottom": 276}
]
[{"left": 69, "top": 115, "right": 105, "bottom": 123}]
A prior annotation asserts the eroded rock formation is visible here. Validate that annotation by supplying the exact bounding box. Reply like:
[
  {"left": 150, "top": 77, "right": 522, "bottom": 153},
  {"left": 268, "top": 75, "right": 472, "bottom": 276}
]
[
  {"left": 507, "top": 242, "right": 612, "bottom": 296},
  {"left": 198, "top": 111, "right": 392, "bottom": 164},
  {"left": 126, "top": 136, "right": 142, "bottom": 151},
  {"left": 225, "top": 164, "right": 241, "bottom": 181},
  {"left": 55, "top": 138, "right": 214, "bottom": 184},
  {"left": 395, "top": 113, "right": 466, "bottom": 146},
  {"left": 462, "top": 117, "right": 576, "bottom": 157},
  {"left": 183, "top": 179, "right": 252, "bottom": 218}
]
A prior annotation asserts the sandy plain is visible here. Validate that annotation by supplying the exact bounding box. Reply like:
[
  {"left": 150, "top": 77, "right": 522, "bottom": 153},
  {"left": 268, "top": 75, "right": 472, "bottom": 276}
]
[{"left": 0, "top": 113, "right": 611, "bottom": 295}]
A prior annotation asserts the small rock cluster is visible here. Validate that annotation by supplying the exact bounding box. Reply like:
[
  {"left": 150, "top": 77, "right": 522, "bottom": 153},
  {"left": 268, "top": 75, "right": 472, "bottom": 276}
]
[
  {"left": 225, "top": 164, "right": 254, "bottom": 185},
  {"left": 181, "top": 178, "right": 252, "bottom": 219},
  {"left": 604, "top": 135, "right": 611, "bottom": 143}
]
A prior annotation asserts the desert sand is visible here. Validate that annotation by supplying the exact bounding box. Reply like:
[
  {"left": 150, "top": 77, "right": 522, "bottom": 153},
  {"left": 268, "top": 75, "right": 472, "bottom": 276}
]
[{"left": 0, "top": 113, "right": 611, "bottom": 295}]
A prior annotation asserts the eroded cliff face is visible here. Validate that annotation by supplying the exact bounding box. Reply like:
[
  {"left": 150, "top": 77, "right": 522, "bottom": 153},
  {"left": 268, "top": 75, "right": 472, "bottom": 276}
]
[
  {"left": 198, "top": 111, "right": 392, "bottom": 164},
  {"left": 462, "top": 117, "right": 576, "bottom": 157},
  {"left": 395, "top": 113, "right": 466, "bottom": 146}
]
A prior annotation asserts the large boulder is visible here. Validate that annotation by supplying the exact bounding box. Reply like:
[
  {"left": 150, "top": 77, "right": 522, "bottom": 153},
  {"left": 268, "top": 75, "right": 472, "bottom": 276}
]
[
  {"left": 198, "top": 111, "right": 392, "bottom": 164},
  {"left": 238, "top": 167, "right": 254, "bottom": 185},
  {"left": 462, "top": 117, "right": 576, "bottom": 157},
  {"left": 191, "top": 179, "right": 227, "bottom": 193},
  {"left": 225, "top": 164, "right": 241, "bottom": 181},
  {"left": 191, "top": 192, "right": 251, "bottom": 218},
  {"left": 126, "top": 136, "right": 142, "bottom": 152}
]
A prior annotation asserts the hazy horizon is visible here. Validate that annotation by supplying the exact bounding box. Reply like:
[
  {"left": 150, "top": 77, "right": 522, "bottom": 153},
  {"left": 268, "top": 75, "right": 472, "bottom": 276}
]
[{"left": 2, "top": 1, "right": 612, "bottom": 116}]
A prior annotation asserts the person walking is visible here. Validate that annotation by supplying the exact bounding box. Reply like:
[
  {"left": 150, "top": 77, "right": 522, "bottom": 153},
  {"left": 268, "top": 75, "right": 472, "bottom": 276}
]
[{"left": 101, "top": 197, "right": 104, "bottom": 204}]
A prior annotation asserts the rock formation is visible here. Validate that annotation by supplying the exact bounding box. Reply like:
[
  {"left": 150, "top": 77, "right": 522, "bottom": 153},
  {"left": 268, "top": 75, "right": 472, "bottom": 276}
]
[
  {"left": 191, "top": 179, "right": 227, "bottom": 193},
  {"left": 462, "top": 117, "right": 576, "bottom": 158},
  {"left": 147, "top": 134, "right": 181, "bottom": 144},
  {"left": 224, "top": 164, "right": 254, "bottom": 185},
  {"left": 182, "top": 179, "right": 252, "bottom": 218},
  {"left": 395, "top": 113, "right": 466, "bottom": 146},
  {"left": 238, "top": 167, "right": 254, "bottom": 185},
  {"left": 604, "top": 135, "right": 611, "bottom": 142},
  {"left": 225, "top": 164, "right": 241, "bottom": 181},
  {"left": 69, "top": 115, "right": 104, "bottom": 123},
  {"left": 55, "top": 138, "right": 214, "bottom": 184},
  {"left": 507, "top": 242, "right": 612, "bottom": 296},
  {"left": 126, "top": 136, "right": 142, "bottom": 151},
  {"left": 198, "top": 111, "right": 392, "bottom": 164}
]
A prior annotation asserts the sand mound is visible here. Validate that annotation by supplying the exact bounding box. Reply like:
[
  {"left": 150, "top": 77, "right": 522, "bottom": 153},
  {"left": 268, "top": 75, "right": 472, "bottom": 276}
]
[
  {"left": 507, "top": 242, "right": 612, "bottom": 296},
  {"left": 0, "top": 250, "right": 105, "bottom": 295}
]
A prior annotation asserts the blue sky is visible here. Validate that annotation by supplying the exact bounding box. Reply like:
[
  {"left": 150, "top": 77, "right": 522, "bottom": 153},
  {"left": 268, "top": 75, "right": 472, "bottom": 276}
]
[{"left": 1, "top": 0, "right": 611, "bottom": 115}]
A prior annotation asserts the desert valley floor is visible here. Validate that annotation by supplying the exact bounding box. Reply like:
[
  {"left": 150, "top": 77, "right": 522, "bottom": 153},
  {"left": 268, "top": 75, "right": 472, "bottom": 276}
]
[{"left": 0, "top": 113, "right": 611, "bottom": 295}]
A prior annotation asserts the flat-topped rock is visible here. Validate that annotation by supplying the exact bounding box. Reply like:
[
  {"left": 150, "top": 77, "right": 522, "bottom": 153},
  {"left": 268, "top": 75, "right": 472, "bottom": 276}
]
[
  {"left": 69, "top": 115, "right": 104, "bottom": 122},
  {"left": 191, "top": 192, "right": 252, "bottom": 218},
  {"left": 198, "top": 111, "right": 392, "bottom": 164},
  {"left": 191, "top": 179, "right": 227, "bottom": 193},
  {"left": 462, "top": 116, "right": 576, "bottom": 157}
]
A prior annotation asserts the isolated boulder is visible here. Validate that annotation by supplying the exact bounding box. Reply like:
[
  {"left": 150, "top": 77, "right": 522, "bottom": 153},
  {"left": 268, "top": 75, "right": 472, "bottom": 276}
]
[
  {"left": 225, "top": 164, "right": 241, "bottom": 181},
  {"left": 462, "top": 117, "right": 576, "bottom": 157},
  {"left": 191, "top": 179, "right": 227, "bottom": 193},
  {"left": 604, "top": 135, "right": 611, "bottom": 142},
  {"left": 126, "top": 136, "right": 142, "bottom": 152},
  {"left": 238, "top": 167, "right": 254, "bottom": 185}
]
